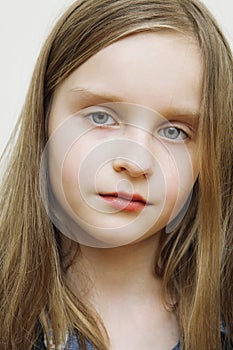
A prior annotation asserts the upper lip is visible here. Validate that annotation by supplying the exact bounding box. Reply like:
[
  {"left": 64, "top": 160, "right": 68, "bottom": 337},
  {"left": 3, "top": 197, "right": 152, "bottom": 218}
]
[{"left": 100, "top": 192, "right": 147, "bottom": 204}]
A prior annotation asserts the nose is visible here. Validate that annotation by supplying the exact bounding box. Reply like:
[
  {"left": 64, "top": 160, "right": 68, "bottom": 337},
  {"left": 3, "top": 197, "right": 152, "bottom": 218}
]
[
  {"left": 112, "top": 130, "right": 155, "bottom": 178},
  {"left": 112, "top": 157, "right": 153, "bottom": 177}
]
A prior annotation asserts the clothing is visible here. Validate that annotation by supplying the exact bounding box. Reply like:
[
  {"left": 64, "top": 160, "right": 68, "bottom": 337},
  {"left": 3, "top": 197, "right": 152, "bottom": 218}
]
[
  {"left": 67, "top": 334, "right": 180, "bottom": 350},
  {"left": 34, "top": 332, "right": 180, "bottom": 350},
  {"left": 34, "top": 329, "right": 232, "bottom": 350}
]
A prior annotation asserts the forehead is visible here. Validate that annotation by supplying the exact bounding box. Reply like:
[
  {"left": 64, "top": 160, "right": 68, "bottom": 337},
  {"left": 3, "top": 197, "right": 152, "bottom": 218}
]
[{"left": 54, "top": 31, "right": 202, "bottom": 115}]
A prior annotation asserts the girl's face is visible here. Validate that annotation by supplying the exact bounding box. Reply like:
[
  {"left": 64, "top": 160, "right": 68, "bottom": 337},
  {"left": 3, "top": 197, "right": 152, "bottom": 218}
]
[{"left": 45, "top": 31, "right": 202, "bottom": 248}]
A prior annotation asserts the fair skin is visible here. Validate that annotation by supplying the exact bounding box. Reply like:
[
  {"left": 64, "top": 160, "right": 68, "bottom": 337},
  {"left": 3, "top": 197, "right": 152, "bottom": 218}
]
[{"left": 48, "top": 31, "right": 202, "bottom": 349}]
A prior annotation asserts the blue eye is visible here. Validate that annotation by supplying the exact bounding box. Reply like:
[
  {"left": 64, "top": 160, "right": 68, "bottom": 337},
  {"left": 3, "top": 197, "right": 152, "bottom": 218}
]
[
  {"left": 158, "top": 126, "right": 188, "bottom": 140},
  {"left": 87, "top": 111, "right": 117, "bottom": 126}
]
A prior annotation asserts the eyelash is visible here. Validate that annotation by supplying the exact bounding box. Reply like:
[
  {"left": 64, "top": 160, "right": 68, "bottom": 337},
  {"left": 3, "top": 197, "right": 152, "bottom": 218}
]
[
  {"left": 85, "top": 111, "right": 189, "bottom": 141},
  {"left": 157, "top": 127, "right": 188, "bottom": 140},
  {"left": 86, "top": 111, "right": 118, "bottom": 126}
]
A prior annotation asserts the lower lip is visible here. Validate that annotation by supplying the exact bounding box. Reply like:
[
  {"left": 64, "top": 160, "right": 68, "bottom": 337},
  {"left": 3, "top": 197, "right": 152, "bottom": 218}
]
[{"left": 100, "top": 195, "right": 146, "bottom": 212}]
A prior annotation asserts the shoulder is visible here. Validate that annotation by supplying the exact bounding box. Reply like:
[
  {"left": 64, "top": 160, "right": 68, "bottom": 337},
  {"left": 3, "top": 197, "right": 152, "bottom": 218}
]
[
  {"left": 33, "top": 329, "right": 232, "bottom": 350},
  {"left": 221, "top": 322, "right": 233, "bottom": 350},
  {"left": 32, "top": 333, "right": 46, "bottom": 350},
  {"left": 221, "top": 332, "right": 233, "bottom": 350},
  {"left": 32, "top": 332, "right": 94, "bottom": 350}
]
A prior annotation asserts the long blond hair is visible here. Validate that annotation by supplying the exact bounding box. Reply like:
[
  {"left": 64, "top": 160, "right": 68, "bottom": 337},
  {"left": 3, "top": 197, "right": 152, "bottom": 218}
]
[{"left": 0, "top": 1, "right": 232, "bottom": 349}]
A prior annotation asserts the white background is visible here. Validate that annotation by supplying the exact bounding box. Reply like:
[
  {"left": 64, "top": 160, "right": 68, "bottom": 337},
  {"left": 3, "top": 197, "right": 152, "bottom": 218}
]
[{"left": 0, "top": 0, "right": 232, "bottom": 155}]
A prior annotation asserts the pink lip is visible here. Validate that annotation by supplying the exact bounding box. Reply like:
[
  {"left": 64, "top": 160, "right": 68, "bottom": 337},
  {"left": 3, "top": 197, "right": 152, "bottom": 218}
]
[{"left": 99, "top": 192, "right": 147, "bottom": 212}]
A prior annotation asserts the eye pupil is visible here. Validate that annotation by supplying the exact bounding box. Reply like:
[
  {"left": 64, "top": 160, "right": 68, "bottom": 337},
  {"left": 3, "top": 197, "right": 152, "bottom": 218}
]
[
  {"left": 165, "top": 127, "right": 179, "bottom": 139},
  {"left": 93, "top": 112, "right": 108, "bottom": 124}
]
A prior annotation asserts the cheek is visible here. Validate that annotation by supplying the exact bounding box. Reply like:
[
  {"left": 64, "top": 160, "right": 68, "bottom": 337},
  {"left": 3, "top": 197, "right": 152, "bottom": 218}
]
[
  {"left": 62, "top": 145, "right": 83, "bottom": 183},
  {"left": 61, "top": 140, "right": 94, "bottom": 196},
  {"left": 48, "top": 135, "right": 93, "bottom": 213},
  {"left": 159, "top": 145, "right": 198, "bottom": 209}
]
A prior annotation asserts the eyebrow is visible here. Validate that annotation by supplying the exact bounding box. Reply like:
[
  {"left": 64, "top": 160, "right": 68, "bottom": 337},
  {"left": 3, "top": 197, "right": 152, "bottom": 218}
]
[
  {"left": 70, "top": 87, "right": 127, "bottom": 103},
  {"left": 69, "top": 86, "right": 200, "bottom": 121}
]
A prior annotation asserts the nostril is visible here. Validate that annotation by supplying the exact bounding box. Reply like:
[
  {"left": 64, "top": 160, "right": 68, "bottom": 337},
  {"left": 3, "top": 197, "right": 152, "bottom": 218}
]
[
  {"left": 112, "top": 158, "right": 152, "bottom": 177},
  {"left": 115, "top": 165, "right": 127, "bottom": 172}
]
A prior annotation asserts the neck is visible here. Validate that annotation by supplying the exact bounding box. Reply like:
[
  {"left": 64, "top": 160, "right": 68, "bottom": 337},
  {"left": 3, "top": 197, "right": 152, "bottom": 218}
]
[
  {"left": 64, "top": 232, "right": 180, "bottom": 349},
  {"left": 66, "top": 232, "right": 163, "bottom": 301}
]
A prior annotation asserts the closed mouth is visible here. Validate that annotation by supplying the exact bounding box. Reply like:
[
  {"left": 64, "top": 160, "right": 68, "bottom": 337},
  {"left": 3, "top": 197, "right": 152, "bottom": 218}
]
[
  {"left": 99, "top": 192, "right": 150, "bottom": 212},
  {"left": 99, "top": 192, "right": 147, "bottom": 204}
]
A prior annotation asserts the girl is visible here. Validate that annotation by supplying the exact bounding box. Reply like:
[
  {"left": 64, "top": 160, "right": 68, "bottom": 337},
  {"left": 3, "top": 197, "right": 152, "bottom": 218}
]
[{"left": 0, "top": 1, "right": 232, "bottom": 349}]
